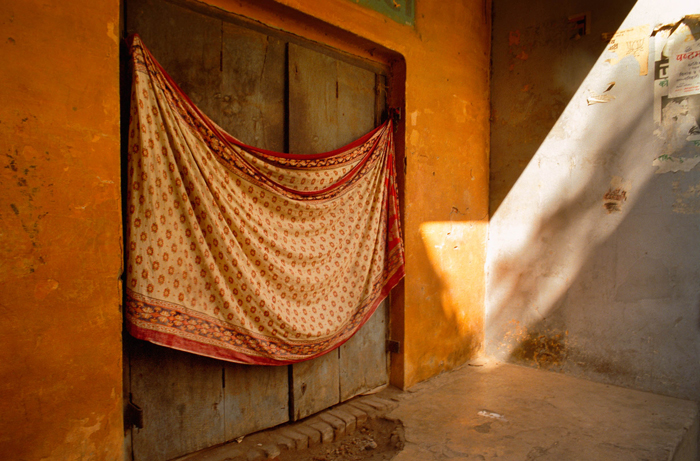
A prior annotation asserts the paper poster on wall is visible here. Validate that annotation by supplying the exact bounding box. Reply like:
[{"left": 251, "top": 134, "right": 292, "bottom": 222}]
[
  {"left": 666, "top": 20, "right": 700, "bottom": 98},
  {"left": 652, "top": 16, "right": 700, "bottom": 174},
  {"left": 653, "top": 27, "right": 674, "bottom": 125},
  {"left": 605, "top": 25, "right": 649, "bottom": 76}
]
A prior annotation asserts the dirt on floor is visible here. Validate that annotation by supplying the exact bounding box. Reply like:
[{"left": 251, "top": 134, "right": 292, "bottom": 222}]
[{"left": 277, "top": 418, "right": 405, "bottom": 461}]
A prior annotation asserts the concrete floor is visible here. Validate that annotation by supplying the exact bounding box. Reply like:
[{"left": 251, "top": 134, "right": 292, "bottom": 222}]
[
  {"left": 183, "top": 359, "right": 699, "bottom": 461},
  {"left": 389, "top": 360, "right": 699, "bottom": 461}
]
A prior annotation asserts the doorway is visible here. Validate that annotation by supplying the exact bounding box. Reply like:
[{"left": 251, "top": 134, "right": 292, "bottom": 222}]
[{"left": 123, "top": 1, "right": 394, "bottom": 459}]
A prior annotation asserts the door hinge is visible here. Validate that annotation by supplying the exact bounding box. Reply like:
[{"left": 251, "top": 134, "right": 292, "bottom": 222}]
[
  {"left": 386, "top": 339, "right": 401, "bottom": 354},
  {"left": 124, "top": 400, "right": 144, "bottom": 430}
]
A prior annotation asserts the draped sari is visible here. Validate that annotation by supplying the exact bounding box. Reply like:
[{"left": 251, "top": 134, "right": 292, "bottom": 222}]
[{"left": 124, "top": 35, "right": 404, "bottom": 365}]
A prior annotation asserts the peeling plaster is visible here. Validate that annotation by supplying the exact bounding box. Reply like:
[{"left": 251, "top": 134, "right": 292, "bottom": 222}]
[
  {"left": 410, "top": 110, "right": 419, "bottom": 126},
  {"left": 48, "top": 416, "right": 105, "bottom": 461},
  {"left": 652, "top": 100, "right": 700, "bottom": 173},
  {"left": 672, "top": 179, "right": 700, "bottom": 213},
  {"left": 604, "top": 24, "right": 649, "bottom": 75},
  {"left": 34, "top": 278, "right": 59, "bottom": 299},
  {"left": 652, "top": 156, "right": 700, "bottom": 173},
  {"left": 106, "top": 21, "right": 119, "bottom": 45},
  {"left": 603, "top": 176, "right": 631, "bottom": 213},
  {"left": 409, "top": 129, "right": 420, "bottom": 146},
  {"left": 586, "top": 81, "right": 616, "bottom": 105}
]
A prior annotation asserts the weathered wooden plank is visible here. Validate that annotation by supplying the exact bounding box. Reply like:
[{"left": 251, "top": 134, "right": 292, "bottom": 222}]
[
  {"left": 336, "top": 59, "right": 376, "bottom": 146},
  {"left": 288, "top": 43, "right": 339, "bottom": 154},
  {"left": 291, "top": 351, "right": 340, "bottom": 420},
  {"left": 126, "top": 0, "right": 222, "bottom": 121},
  {"left": 375, "top": 74, "right": 388, "bottom": 127},
  {"left": 336, "top": 57, "right": 387, "bottom": 401},
  {"left": 127, "top": 3, "right": 228, "bottom": 460},
  {"left": 219, "top": 21, "right": 290, "bottom": 441},
  {"left": 288, "top": 42, "right": 342, "bottom": 420},
  {"left": 220, "top": 22, "right": 286, "bottom": 151},
  {"left": 288, "top": 40, "right": 387, "bottom": 419},
  {"left": 127, "top": 3, "right": 291, "bottom": 456},
  {"left": 223, "top": 363, "right": 289, "bottom": 440},
  {"left": 129, "top": 340, "right": 225, "bottom": 461},
  {"left": 340, "top": 62, "right": 387, "bottom": 401},
  {"left": 127, "top": 3, "right": 227, "bottom": 460},
  {"left": 339, "top": 301, "right": 389, "bottom": 401}
]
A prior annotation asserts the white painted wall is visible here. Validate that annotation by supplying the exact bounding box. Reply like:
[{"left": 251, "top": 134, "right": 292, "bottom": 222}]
[{"left": 488, "top": 0, "right": 700, "bottom": 400}]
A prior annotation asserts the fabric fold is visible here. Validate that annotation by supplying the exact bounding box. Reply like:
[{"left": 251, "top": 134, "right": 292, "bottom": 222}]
[{"left": 124, "top": 34, "right": 404, "bottom": 365}]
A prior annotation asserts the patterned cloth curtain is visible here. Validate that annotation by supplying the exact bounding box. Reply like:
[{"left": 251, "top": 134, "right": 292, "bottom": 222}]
[{"left": 124, "top": 35, "right": 405, "bottom": 365}]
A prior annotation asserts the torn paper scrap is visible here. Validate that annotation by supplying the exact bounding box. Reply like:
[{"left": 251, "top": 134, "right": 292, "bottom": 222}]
[
  {"left": 666, "top": 18, "right": 700, "bottom": 98},
  {"left": 652, "top": 155, "right": 700, "bottom": 174},
  {"left": 586, "top": 94, "right": 615, "bottom": 106},
  {"left": 587, "top": 82, "right": 616, "bottom": 105},
  {"left": 605, "top": 25, "right": 650, "bottom": 75},
  {"left": 587, "top": 94, "right": 615, "bottom": 105},
  {"left": 477, "top": 410, "right": 508, "bottom": 422}
]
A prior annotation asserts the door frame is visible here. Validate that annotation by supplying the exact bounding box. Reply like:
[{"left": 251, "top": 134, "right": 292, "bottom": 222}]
[
  {"left": 120, "top": 0, "right": 406, "bottom": 392},
  {"left": 119, "top": 6, "right": 406, "bottom": 459}
]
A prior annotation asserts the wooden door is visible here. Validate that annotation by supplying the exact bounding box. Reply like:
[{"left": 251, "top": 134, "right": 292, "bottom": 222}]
[
  {"left": 124, "top": 1, "right": 389, "bottom": 459},
  {"left": 287, "top": 43, "right": 389, "bottom": 420}
]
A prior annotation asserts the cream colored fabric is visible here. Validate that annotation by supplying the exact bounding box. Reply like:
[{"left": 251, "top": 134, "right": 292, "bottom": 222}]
[{"left": 124, "top": 35, "right": 404, "bottom": 364}]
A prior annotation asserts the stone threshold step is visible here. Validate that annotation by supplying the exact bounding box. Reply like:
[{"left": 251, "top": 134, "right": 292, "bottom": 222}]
[{"left": 175, "top": 393, "right": 399, "bottom": 461}]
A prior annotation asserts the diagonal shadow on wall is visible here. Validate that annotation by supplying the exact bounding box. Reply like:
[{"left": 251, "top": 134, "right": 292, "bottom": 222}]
[{"left": 487, "top": 0, "right": 700, "bottom": 402}]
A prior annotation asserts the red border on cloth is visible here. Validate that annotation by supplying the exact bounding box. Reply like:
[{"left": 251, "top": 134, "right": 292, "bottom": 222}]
[{"left": 127, "top": 265, "right": 404, "bottom": 365}]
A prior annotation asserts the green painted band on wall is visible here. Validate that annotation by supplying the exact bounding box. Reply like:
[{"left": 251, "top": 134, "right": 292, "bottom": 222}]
[{"left": 353, "top": 0, "right": 414, "bottom": 26}]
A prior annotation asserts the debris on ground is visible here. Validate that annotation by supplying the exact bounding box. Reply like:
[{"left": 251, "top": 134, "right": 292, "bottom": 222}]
[{"left": 278, "top": 418, "right": 404, "bottom": 461}]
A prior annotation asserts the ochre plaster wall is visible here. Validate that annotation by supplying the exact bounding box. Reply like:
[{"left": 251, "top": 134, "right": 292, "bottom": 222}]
[
  {"left": 202, "top": 0, "right": 492, "bottom": 388},
  {"left": 1, "top": 0, "right": 489, "bottom": 456},
  {"left": 0, "top": 1, "right": 123, "bottom": 460}
]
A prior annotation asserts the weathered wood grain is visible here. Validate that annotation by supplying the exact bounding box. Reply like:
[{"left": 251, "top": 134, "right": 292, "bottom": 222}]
[
  {"left": 291, "top": 351, "right": 340, "bottom": 420},
  {"left": 126, "top": 0, "right": 222, "bottom": 121},
  {"left": 288, "top": 43, "right": 339, "bottom": 155},
  {"left": 336, "top": 59, "right": 376, "bottom": 147},
  {"left": 129, "top": 341, "right": 225, "bottom": 461},
  {"left": 223, "top": 363, "right": 289, "bottom": 440},
  {"left": 339, "top": 301, "right": 389, "bottom": 401},
  {"left": 220, "top": 22, "right": 286, "bottom": 151}
]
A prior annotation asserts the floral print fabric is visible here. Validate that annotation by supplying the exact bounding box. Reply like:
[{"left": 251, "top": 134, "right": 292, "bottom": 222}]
[{"left": 125, "top": 35, "right": 404, "bottom": 365}]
